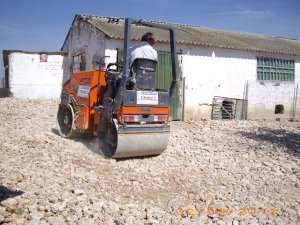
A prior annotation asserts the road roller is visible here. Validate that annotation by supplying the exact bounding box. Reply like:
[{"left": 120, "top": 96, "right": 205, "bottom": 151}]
[{"left": 57, "top": 18, "right": 178, "bottom": 158}]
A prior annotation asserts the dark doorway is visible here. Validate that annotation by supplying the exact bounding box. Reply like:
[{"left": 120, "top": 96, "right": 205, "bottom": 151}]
[
  {"left": 221, "top": 100, "right": 234, "bottom": 119},
  {"left": 275, "top": 104, "right": 284, "bottom": 114}
]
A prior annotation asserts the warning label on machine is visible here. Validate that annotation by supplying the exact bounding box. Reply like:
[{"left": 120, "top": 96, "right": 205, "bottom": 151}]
[
  {"left": 137, "top": 91, "right": 158, "bottom": 105},
  {"left": 77, "top": 85, "right": 91, "bottom": 98}
]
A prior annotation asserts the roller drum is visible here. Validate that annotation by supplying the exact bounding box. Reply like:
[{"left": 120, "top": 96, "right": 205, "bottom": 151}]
[
  {"left": 57, "top": 104, "right": 77, "bottom": 137},
  {"left": 98, "top": 120, "right": 169, "bottom": 158}
]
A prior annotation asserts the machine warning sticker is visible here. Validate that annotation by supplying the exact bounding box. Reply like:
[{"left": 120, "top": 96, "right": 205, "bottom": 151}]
[
  {"left": 77, "top": 85, "right": 91, "bottom": 98},
  {"left": 137, "top": 91, "right": 158, "bottom": 105}
]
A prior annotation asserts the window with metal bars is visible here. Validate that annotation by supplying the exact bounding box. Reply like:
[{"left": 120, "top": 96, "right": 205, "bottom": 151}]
[
  {"left": 73, "top": 53, "right": 86, "bottom": 72},
  {"left": 257, "top": 57, "right": 295, "bottom": 82}
]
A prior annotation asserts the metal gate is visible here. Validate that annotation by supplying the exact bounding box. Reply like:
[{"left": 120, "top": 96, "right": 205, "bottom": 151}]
[{"left": 211, "top": 96, "right": 247, "bottom": 120}]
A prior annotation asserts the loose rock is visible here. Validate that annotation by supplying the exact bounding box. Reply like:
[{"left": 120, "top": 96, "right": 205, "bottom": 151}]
[{"left": 0, "top": 98, "right": 299, "bottom": 224}]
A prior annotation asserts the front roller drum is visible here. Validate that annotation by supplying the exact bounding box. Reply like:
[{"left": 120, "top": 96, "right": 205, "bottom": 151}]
[{"left": 98, "top": 120, "right": 169, "bottom": 158}]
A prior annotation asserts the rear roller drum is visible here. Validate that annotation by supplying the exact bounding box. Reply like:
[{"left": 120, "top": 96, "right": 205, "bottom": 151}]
[{"left": 57, "top": 104, "right": 77, "bottom": 137}]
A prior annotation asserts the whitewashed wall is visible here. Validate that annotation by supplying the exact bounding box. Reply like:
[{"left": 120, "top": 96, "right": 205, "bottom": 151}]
[
  {"left": 247, "top": 81, "right": 300, "bottom": 120},
  {"left": 180, "top": 46, "right": 256, "bottom": 119},
  {"left": 245, "top": 55, "right": 300, "bottom": 120},
  {"left": 63, "top": 23, "right": 300, "bottom": 120},
  {"left": 62, "top": 20, "right": 106, "bottom": 84},
  {"left": 8, "top": 52, "right": 64, "bottom": 99},
  {"left": 180, "top": 46, "right": 300, "bottom": 120},
  {"left": 104, "top": 39, "right": 123, "bottom": 66},
  {"left": 104, "top": 40, "right": 300, "bottom": 120}
]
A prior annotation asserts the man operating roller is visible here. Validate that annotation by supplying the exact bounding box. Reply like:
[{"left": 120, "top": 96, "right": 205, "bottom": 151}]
[{"left": 129, "top": 32, "right": 157, "bottom": 65}]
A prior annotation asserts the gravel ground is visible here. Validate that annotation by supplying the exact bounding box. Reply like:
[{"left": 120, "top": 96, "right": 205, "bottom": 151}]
[{"left": 0, "top": 98, "right": 299, "bottom": 225}]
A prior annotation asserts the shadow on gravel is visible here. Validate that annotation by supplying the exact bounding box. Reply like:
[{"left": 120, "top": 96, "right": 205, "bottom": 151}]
[
  {"left": 51, "top": 128, "right": 60, "bottom": 136},
  {"left": 52, "top": 128, "right": 101, "bottom": 154},
  {"left": 115, "top": 155, "right": 158, "bottom": 162},
  {"left": 78, "top": 136, "right": 100, "bottom": 154},
  {"left": 0, "top": 185, "right": 24, "bottom": 202},
  {"left": 239, "top": 127, "right": 300, "bottom": 155}
]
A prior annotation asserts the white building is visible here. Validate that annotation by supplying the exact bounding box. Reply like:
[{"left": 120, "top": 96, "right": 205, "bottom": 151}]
[
  {"left": 3, "top": 15, "right": 300, "bottom": 121},
  {"left": 2, "top": 50, "right": 65, "bottom": 99},
  {"left": 61, "top": 15, "right": 300, "bottom": 121}
]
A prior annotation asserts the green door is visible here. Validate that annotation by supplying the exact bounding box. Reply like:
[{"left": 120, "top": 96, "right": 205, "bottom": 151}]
[{"left": 156, "top": 52, "right": 181, "bottom": 120}]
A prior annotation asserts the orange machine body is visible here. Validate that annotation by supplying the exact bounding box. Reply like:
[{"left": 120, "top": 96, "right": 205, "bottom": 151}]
[
  {"left": 62, "top": 70, "right": 170, "bottom": 136},
  {"left": 116, "top": 106, "right": 169, "bottom": 122},
  {"left": 61, "top": 70, "right": 106, "bottom": 133}
]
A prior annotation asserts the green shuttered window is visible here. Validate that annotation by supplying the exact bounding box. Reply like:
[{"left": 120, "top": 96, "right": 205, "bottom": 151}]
[{"left": 257, "top": 57, "right": 295, "bottom": 82}]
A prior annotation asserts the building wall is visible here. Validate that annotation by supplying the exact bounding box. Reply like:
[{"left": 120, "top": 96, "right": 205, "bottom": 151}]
[
  {"left": 244, "top": 57, "right": 300, "bottom": 121},
  {"left": 247, "top": 81, "right": 300, "bottom": 120},
  {"left": 180, "top": 46, "right": 256, "bottom": 119},
  {"left": 246, "top": 56, "right": 300, "bottom": 120},
  {"left": 61, "top": 20, "right": 106, "bottom": 84},
  {"left": 104, "top": 39, "right": 300, "bottom": 120},
  {"left": 63, "top": 25, "right": 300, "bottom": 120},
  {"left": 179, "top": 45, "right": 300, "bottom": 120},
  {"left": 8, "top": 52, "right": 64, "bottom": 99}
]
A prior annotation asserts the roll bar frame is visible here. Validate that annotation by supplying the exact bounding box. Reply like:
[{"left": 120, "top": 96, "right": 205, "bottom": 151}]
[{"left": 112, "top": 18, "right": 179, "bottom": 114}]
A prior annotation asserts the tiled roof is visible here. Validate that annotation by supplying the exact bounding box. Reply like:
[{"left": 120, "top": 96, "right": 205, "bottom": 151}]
[
  {"left": 3, "top": 50, "right": 66, "bottom": 55},
  {"left": 76, "top": 15, "right": 300, "bottom": 56}
]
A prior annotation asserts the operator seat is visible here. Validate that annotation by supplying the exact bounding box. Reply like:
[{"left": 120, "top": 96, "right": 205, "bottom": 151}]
[{"left": 129, "top": 58, "right": 157, "bottom": 90}]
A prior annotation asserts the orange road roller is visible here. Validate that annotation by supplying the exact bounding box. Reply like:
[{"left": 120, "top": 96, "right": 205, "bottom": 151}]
[{"left": 57, "top": 18, "right": 178, "bottom": 158}]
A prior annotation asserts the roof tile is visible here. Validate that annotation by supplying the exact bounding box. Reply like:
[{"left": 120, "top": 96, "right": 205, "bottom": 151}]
[{"left": 80, "top": 15, "right": 300, "bottom": 56}]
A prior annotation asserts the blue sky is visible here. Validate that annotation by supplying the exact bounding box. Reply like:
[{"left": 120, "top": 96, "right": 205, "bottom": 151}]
[{"left": 1, "top": 0, "right": 300, "bottom": 77}]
